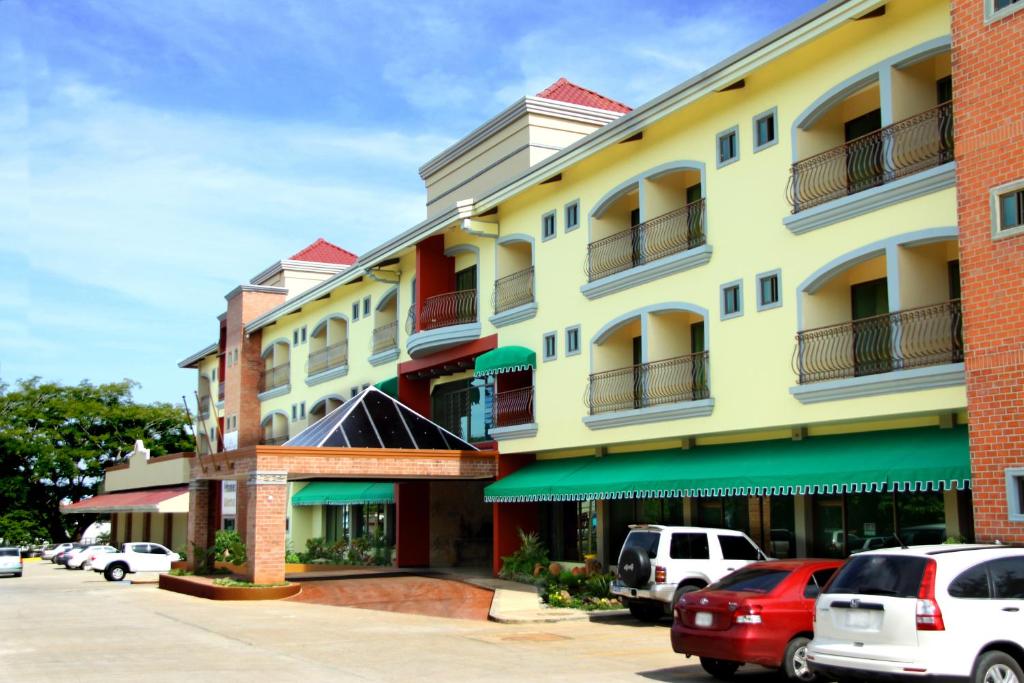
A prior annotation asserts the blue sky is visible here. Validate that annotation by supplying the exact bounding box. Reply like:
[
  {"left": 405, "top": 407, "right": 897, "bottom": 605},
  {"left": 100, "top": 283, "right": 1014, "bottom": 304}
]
[{"left": 0, "top": 0, "right": 820, "bottom": 406}]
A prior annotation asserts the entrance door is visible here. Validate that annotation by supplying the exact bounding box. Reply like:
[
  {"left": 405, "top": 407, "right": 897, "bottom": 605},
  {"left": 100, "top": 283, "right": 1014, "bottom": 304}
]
[
  {"left": 851, "top": 278, "right": 891, "bottom": 376},
  {"left": 690, "top": 321, "right": 706, "bottom": 399},
  {"left": 813, "top": 496, "right": 846, "bottom": 558},
  {"left": 844, "top": 109, "right": 883, "bottom": 193},
  {"left": 454, "top": 266, "right": 477, "bottom": 323},
  {"left": 632, "top": 336, "right": 644, "bottom": 409}
]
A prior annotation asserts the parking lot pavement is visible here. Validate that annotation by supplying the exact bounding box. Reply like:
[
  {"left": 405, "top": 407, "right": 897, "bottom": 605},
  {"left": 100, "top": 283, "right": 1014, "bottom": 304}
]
[{"left": 0, "top": 563, "right": 785, "bottom": 683}]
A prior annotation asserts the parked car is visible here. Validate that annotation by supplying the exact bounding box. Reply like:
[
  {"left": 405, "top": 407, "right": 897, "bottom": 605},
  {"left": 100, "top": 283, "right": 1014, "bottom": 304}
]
[
  {"left": 65, "top": 545, "right": 117, "bottom": 570},
  {"left": 91, "top": 542, "right": 181, "bottom": 582},
  {"left": 611, "top": 525, "right": 770, "bottom": 621},
  {"left": 54, "top": 544, "right": 87, "bottom": 566},
  {"left": 672, "top": 559, "right": 843, "bottom": 681},
  {"left": 43, "top": 543, "right": 74, "bottom": 562},
  {"left": 0, "top": 547, "right": 22, "bottom": 577},
  {"left": 808, "top": 544, "right": 1024, "bottom": 683}
]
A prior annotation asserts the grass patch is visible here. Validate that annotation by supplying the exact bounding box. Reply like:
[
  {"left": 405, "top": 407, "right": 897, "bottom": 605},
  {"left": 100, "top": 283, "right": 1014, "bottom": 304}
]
[
  {"left": 167, "top": 568, "right": 194, "bottom": 577},
  {"left": 212, "top": 577, "right": 289, "bottom": 588}
]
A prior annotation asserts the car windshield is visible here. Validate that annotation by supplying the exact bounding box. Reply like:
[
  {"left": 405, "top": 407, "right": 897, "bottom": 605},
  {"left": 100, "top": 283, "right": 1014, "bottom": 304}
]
[
  {"left": 825, "top": 555, "right": 927, "bottom": 598},
  {"left": 622, "top": 531, "right": 660, "bottom": 558},
  {"left": 0, "top": 549, "right": 18, "bottom": 557},
  {"left": 708, "top": 567, "right": 791, "bottom": 593}
]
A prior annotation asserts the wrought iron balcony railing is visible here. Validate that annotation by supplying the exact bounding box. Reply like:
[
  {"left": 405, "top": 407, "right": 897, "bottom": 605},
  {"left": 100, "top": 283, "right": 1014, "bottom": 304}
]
[
  {"left": 793, "top": 299, "right": 963, "bottom": 384},
  {"left": 787, "top": 102, "right": 954, "bottom": 213},
  {"left": 494, "top": 387, "right": 534, "bottom": 427},
  {"left": 585, "top": 351, "right": 710, "bottom": 415},
  {"left": 307, "top": 342, "right": 348, "bottom": 376},
  {"left": 493, "top": 267, "right": 535, "bottom": 314},
  {"left": 371, "top": 321, "right": 399, "bottom": 353},
  {"left": 259, "top": 363, "right": 290, "bottom": 393},
  {"left": 261, "top": 434, "right": 289, "bottom": 446},
  {"left": 586, "top": 199, "right": 706, "bottom": 283},
  {"left": 419, "top": 290, "right": 478, "bottom": 331}
]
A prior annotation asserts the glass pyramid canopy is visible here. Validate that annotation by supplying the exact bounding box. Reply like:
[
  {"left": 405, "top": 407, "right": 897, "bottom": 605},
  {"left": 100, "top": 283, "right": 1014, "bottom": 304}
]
[{"left": 283, "top": 386, "right": 477, "bottom": 451}]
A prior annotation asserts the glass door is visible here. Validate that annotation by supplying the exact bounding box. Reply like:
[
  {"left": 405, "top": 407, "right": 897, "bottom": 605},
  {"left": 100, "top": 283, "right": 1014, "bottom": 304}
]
[{"left": 851, "top": 278, "right": 891, "bottom": 376}]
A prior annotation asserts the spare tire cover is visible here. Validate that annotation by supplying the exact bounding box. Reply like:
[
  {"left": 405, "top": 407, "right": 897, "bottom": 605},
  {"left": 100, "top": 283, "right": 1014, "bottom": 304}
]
[{"left": 618, "top": 546, "right": 651, "bottom": 589}]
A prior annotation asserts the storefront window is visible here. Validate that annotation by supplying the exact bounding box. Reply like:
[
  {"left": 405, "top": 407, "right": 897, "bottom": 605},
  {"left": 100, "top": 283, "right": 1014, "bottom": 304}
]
[
  {"left": 896, "top": 491, "right": 947, "bottom": 544},
  {"left": 697, "top": 497, "right": 750, "bottom": 533},
  {"left": 769, "top": 497, "right": 796, "bottom": 559},
  {"left": 431, "top": 377, "right": 493, "bottom": 442},
  {"left": 324, "top": 505, "right": 349, "bottom": 544},
  {"left": 812, "top": 496, "right": 845, "bottom": 558},
  {"left": 813, "top": 491, "right": 948, "bottom": 557},
  {"left": 846, "top": 492, "right": 895, "bottom": 553}
]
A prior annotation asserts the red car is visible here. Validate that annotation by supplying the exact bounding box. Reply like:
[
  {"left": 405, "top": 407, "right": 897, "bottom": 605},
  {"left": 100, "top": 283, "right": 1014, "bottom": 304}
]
[{"left": 671, "top": 559, "right": 843, "bottom": 682}]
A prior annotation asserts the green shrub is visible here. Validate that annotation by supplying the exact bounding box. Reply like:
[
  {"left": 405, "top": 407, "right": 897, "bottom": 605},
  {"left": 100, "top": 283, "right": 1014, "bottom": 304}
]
[
  {"left": 214, "top": 529, "right": 247, "bottom": 566},
  {"left": 499, "top": 529, "right": 550, "bottom": 581},
  {"left": 168, "top": 568, "right": 193, "bottom": 576},
  {"left": 212, "top": 577, "right": 288, "bottom": 588}
]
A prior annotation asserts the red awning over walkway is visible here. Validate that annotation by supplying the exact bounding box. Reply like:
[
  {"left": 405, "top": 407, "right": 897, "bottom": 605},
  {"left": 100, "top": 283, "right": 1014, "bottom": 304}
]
[{"left": 61, "top": 485, "right": 189, "bottom": 514}]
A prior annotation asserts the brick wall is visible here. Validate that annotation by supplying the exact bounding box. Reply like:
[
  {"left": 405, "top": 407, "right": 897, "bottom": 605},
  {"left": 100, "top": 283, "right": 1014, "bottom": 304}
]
[{"left": 952, "top": 0, "right": 1024, "bottom": 542}]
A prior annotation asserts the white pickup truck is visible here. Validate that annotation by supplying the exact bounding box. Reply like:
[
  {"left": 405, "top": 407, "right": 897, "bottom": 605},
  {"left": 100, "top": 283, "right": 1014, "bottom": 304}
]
[{"left": 91, "top": 542, "right": 180, "bottom": 581}]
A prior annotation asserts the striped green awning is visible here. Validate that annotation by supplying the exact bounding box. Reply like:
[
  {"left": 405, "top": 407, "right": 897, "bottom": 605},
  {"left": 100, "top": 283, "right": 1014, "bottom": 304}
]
[
  {"left": 292, "top": 481, "right": 395, "bottom": 506},
  {"left": 373, "top": 377, "right": 399, "bottom": 398},
  {"left": 484, "top": 426, "right": 970, "bottom": 503},
  {"left": 474, "top": 346, "right": 535, "bottom": 378}
]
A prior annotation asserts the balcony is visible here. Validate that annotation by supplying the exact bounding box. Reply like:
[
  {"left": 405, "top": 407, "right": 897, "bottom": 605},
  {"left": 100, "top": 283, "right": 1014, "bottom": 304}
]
[
  {"left": 406, "top": 290, "right": 481, "bottom": 359},
  {"left": 791, "top": 300, "right": 964, "bottom": 403},
  {"left": 493, "top": 266, "right": 535, "bottom": 314},
  {"left": 198, "top": 396, "right": 211, "bottom": 420},
  {"left": 487, "top": 386, "right": 537, "bottom": 441},
  {"left": 368, "top": 320, "right": 400, "bottom": 366},
  {"left": 583, "top": 352, "right": 712, "bottom": 429},
  {"left": 307, "top": 342, "right": 347, "bottom": 377},
  {"left": 259, "top": 363, "right": 290, "bottom": 397},
  {"left": 786, "top": 103, "right": 954, "bottom": 231}
]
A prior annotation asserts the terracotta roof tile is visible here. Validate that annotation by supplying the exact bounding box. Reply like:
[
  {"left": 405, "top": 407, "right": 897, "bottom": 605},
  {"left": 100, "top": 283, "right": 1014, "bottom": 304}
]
[
  {"left": 289, "top": 238, "right": 358, "bottom": 265},
  {"left": 535, "top": 78, "right": 631, "bottom": 114}
]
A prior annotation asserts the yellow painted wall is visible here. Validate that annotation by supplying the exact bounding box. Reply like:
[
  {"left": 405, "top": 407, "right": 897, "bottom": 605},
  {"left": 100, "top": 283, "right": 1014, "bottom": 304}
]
[{"left": 104, "top": 454, "right": 190, "bottom": 493}]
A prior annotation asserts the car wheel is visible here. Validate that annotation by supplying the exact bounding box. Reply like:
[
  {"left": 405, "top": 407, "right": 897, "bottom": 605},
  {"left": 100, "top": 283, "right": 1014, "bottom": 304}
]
[
  {"left": 672, "top": 584, "right": 702, "bottom": 608},
  {"left": 783, "top": 637, "right": 817, "bottom": 682},
  {"left": 974, "top": 651, "right": 1024, "bottom": 683},
  {"left": 627, "top": 600, "right": 664, "bottom": 622},
  {"left": 104, "top": 564, "right": 127, "bottom": 582},
  {"left": 700, "top": 657, "right": 741, "bottom": 680}
]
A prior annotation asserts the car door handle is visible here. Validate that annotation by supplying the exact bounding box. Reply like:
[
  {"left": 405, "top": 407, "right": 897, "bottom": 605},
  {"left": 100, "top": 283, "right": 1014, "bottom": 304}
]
[{"left": 1002, "top": 607, "right": 1020, "bottom": 613}]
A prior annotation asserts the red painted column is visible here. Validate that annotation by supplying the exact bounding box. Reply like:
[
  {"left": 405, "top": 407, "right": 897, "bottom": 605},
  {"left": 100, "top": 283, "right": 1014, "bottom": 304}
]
[
  {"left": 492, "top": 453, "right": 540, "bottom": 576},
  {"left": 187, "top": 481, "right": 212, "bottom": 566},
  {"left": 397, "top": 374, "right": 431, "bottom": 416},
  {"left": 413, "top": 235, "right": 454, "bottom": 332},
  {"left": 395, "top": 481, "right": 431, "bottom": 567}
]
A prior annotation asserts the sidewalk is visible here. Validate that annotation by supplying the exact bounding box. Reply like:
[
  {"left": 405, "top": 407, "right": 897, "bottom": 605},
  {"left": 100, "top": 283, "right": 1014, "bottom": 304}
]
[{"left": 446, "top": 572, "right": 629, "bottom": 624}]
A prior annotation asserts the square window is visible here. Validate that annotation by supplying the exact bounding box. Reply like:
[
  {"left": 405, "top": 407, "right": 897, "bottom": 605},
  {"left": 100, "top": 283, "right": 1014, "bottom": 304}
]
[
  {"left": 352, "top": 302, "right": 360, "bottom": 320},
  {"left": 988, "top": 0, "right": 1024, "bottom": 21},
  {"left": 991, "top": 180, "right": 1024, "bottom": 239},
  {"left": 1007, "top": 469, "right": 1024, "bottom": 522},
  {"left": 756, "top": 270, "right": 781, "bottom": 311},
  {"left": 363, "top": 296, "right": 371, "bottom": 317},
  {"left": 565, "top": 325, "right": 581, "bottom": 356},
  {"left": 300, "top": 402, "right": 306, "bottom": 419},
  {"left": 753, "top": 108, "right": 778, "bottom": 152},
  {"left": 721, "top": 280, "right": 743, "bottom": 320},
  {"left": 565, "top": 201, "right": 580, "bottom": 232},
  {"left": 542, "top": 332, "right": 557, "bottom": 361},
  {"left": 542, "top": 211, "right": 557, "bottom": 241},
  {"left": 716, "top": 126, "right": 739, "bottom": 168},
  {"left": 300, "top": 326, "right": 307, "bottom": 343}
]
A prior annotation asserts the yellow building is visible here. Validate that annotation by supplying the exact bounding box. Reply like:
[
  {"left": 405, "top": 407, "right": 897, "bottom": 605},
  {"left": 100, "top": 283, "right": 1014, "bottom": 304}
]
[{"left": 181, "top": 0, "right": 970, "bottom": 577}]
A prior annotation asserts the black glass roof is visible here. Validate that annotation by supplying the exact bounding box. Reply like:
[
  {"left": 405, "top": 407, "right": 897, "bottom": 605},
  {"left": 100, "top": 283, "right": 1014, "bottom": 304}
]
[{"left": 283, "top": 386, "right": 477, "bottom": 451}]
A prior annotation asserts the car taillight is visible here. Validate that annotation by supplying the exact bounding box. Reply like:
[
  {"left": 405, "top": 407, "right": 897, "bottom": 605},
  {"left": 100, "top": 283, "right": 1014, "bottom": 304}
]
[
  {"left": 654, "top": 566, "right": 667, "bottom": 583},
  {"left": 734, "top": 604, "right": 763, "bottom": 624},
  {"left": 916, "top": 559, "right": 945, "bottom": 631}
]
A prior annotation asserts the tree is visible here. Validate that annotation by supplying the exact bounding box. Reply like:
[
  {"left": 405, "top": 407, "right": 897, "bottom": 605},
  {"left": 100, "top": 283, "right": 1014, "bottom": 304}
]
[{"left": 0, "top": 378, "right": 193, "bottom": 543}]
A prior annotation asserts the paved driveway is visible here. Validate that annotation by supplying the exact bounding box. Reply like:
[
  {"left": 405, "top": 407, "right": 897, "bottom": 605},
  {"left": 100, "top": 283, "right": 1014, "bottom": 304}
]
[
  {"left": 289, "top": 574, "right": 495, "bottom": 620},
  {"left": 0, "top": 562, "right": 788, "bottom": 682}
]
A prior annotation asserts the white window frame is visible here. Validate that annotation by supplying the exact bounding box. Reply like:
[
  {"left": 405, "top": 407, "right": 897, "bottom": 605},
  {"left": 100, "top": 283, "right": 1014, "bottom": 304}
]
[
  {"left": 352, "top": 302, "right": 360, "bottom": 321},
  {"left": 991, "top": 178, "right": 1024, "bottom": 240},
  {"left": 541, "top": 211, "right": 557, "bottom": 242},
  {"left": 752, "top": 107, "right": 778, "bottom": 153},
  {"left": 565, "top": 325, "right": 581, "bottom": 356},
  {"left": 564, "top": 200, "right": 580, "bottom": 233},
  {"left": 716, "top": 126, "right": 739, "bottom": 169},
  {"left": 720, "top": 279, "right": 744, "bottom": 320},
  {"left": 542, "top": 331, "right": 557, "bottom": 361},
  {"left": 756, "top": 269, "right": 782, "bottom": 311},
  {"left": 1007, "top": 468, "right": 1024, "bottom": 522},
  {"left": 986, "top": 0, "right": 1024, "bottom": 23}
]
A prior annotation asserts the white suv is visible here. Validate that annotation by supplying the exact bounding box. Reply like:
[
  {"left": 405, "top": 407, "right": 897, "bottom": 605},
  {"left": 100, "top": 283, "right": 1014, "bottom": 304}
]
[
  {"left": 91, "top": 542, "right": 181, "bottom": 581},
  {"left": 611, "top": 525, "right": 769, "bottom": 621},
  {"left": 808, "top": 544, "right": 1024, "bottom": 683}
]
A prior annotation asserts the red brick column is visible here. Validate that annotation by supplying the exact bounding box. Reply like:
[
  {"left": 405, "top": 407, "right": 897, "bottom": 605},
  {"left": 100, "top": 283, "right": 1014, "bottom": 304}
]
[
  {"left": 187, "top": 480, "right": 212, "bottom": 567},
  {"left": 234, "top": 478, "right": 249, "bottom": 542},
  {"left": 491, "top": 453, "right": 539, "bottom": 576},
  {"left": 395, "top": 481, "right": 431, "bottom": 567},
  {"left": 244, "top": 471, "right": 288, "bottom": 584}
]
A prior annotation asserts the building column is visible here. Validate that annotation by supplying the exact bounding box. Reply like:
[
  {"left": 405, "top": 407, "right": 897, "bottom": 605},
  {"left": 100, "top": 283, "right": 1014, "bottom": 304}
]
[
  {"left": 235, "top": 478, "right": 249, "bottom": 541},
  {"left": 794, "top": 495, "right": 811, "bottom": 558},
  {"left": 244, "top": 471, "right": 288, "bottom": 584},
  {"left": 491, "top": 453, "right": 539, "bottom": 576},
  {"left": 395, "top": 481, "right": 431, "bottom": 568},
  {"left": 126, "top": 512, "right": 134, "bottom": 542},
  {"left": 143, "top": 512, "right": 152, "bottom": 541},
  {"left": 110, "top": 513, "right": 119, "bottom": 546},
  {"left": 187, "top": 480, "right": 212, "bottom": 567}
]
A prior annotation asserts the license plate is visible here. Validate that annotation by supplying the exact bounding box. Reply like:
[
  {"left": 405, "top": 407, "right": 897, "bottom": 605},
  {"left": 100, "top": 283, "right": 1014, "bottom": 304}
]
[
  {"left": 695, "top": 612, "right": 713, "bottom": 627},
  {"left": 845, "top": 610, "right": 872, "bottom": 629}
]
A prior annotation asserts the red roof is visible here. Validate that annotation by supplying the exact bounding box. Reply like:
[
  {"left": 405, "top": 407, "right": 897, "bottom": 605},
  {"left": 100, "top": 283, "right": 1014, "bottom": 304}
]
[
  {"left": 535, "top": 78, "right": 632, "bottom": 114},
  {"left": 61, "top": 486, "right": 189, "bottom": 513},
  {"left": 289, "top": 238, "right": 358, "bottom": 266}
]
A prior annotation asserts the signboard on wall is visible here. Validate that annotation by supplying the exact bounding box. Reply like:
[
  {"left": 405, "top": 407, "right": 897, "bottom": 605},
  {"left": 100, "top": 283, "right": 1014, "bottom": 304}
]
[{"left": 222, "top": 480, "right": 237, "bottom": 516}]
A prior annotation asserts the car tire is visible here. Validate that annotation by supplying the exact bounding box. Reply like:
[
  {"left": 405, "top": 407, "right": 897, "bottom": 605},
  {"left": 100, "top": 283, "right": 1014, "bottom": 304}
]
[
  {"left": 627, "top": 600, "right": 664, "bottom": 622},
  {"left": 973, "top": 651, "right": 1024, "bottom": 683},
  {"left": 672, "top": 583, "right": 702, "bottom": 607},
  {"left": 783, "top": 637, "right": 816, "bottom": 682},
  {"left": 700, "top": 657, "right": 741, "bottom": 680},
  {"left": 104, "top": 564, "right": 127, "bottom": 582}
]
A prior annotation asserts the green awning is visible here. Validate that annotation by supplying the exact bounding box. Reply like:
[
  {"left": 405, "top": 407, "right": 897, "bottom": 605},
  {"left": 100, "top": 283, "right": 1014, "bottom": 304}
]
[
  {"left": 292, "top": 481, "right": 395, "bottom": 506},
  {"left": 373, "top": 376, "right": 399, "bottom": 398},
  {"left": 484, "top": 426, "right": 970, "bottom": 502},
  {"left": 474, "top": 345, "right": 536, "bottom": 378}
]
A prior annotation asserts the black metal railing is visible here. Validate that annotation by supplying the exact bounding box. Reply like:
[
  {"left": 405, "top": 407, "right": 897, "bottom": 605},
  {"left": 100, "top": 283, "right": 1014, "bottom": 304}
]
[
  {"left": 494, "top": 387, "right": 534, "bottom": 427},
  {"left": 406, "top": 305, "right": 416, "bottom": 335},
  {"left": 586, "top": 199, "right": 706, "bottom": 282},
  {"left": 259, "top": 363, "right": 290, "bottom": 393},
  {"left": 261, "top": 434, "right": 289, "bottom": 446},
  {"left": 493, "top": 267, "right": 535, "bottom": 314},
  {"left": 432, "top": 385, "right": 493, "bottom": 442},
  {"left": 307, "top": 342, "right": 347, "bottom": 376},
  {"left": 585, "top": 351, "right": 710, "bottom": 415},
  {"left": 793, "top": 300, "right": 963, "bottom": 384},
  {"left": 787, "top": 102, "right": 954, "bottom": 213},
  {"left": 372, "top": 321, "right": 399, "bottom": 353},
  {"left": 420, "top": 290, "right": 478, "bottom": 331}
]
